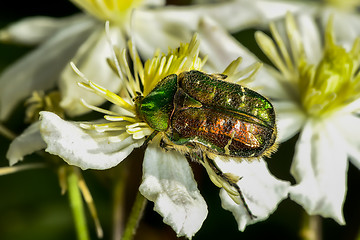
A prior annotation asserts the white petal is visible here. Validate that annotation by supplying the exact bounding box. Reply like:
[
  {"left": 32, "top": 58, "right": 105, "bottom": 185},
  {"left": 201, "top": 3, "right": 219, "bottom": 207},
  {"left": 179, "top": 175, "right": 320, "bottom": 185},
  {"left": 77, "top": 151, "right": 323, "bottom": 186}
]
[
  {"left": 296, "top": 13, "right": 323, "bottom": 64},
  {"left": 0, "top": 16, "right": 96, "bottom": 121},
  {"left": 59, "top": 25, "right": 126, "bottom": 117},
  {"left": 331, "top": 114, "right": 360, "bottom": 169},
  {"left": 320, "top": 9, "right": 360, "bottom": 51},
  {"left": 251, "top": 0, "right": 318, "bottom": 23},
  {"left": 197, "top": 16, "right": 260, "bottom": 73},
  {"left": 39, "top": 111, "right": 143, "bottom": 170},
  {"left": 142, "top": 0, "right": 165, "bottom": 5},
  {"left": 6, "top": 122, "right": 46, "bottom": 166},
  {"left": 192, "top": 0, "right": 318, "bottom": 25},
  {"left": 273, "top": 100, "right": 305, "bottom": 142},
  {"left": 289, "top": 120, "right": 347, "bottom": 224},
  {"left": 197, "top": 16, "right": 288, "bottom": 99},
  {"left": 139, "top": 143, "right": 208, "bottom": 238},
  {"left": 134, "top": 1, "right": 297, "bottom": 59},
  {"left": 213, "top": 156, "right": 290, "bottom": 231},
  {"left": 0, "top": 14, "right": 87, "bottom": 45}
]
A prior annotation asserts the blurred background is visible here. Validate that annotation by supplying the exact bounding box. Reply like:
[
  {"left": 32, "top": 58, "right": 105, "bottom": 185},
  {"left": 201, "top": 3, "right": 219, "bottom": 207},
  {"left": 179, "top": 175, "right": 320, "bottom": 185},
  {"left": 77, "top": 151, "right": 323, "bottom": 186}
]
[{"left": 0, "top": 0, "right": 359, "bottom": 239}]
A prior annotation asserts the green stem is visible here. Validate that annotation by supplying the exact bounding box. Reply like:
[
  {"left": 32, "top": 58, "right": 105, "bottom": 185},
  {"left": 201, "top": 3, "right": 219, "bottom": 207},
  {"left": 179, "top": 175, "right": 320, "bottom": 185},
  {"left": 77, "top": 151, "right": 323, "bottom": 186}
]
[
  {"left": 112, "top": 171, "right": 127, "bottom": 240},
  {"left": 0, "top": 124, "right": 16, "bottom": 140},
  {"left": 67, "top": 167, "right": 90, "bottom": 240},
  {"left": 122, "top": 191, "right": 147, "bottom": 240},
  {"left": 300, "top": 212, "right": 322, "bottom": 240}
]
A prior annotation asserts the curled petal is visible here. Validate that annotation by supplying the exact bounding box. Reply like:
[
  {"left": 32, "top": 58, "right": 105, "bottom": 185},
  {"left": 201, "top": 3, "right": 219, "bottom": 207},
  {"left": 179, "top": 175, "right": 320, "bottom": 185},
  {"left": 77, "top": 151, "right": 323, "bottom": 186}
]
[
  {"left": 139, "top": 143, "right": 208, "bottom": 238},
  {"left": 213, "top": 156, "right": 290, "bottom": 231},
  {"left": 289, "top": 120, "right": 347, "bottom": 224},
  {"left": 39, "top": 111, "right": 143, "bottom": 170},
  {"left": 6, "top": 122, "right": 46, "bottom": 166}
]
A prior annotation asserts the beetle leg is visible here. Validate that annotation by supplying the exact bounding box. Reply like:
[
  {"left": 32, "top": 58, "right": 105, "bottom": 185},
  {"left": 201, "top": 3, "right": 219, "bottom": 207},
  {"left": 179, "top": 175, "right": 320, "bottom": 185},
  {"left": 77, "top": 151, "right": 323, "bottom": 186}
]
[
  {"left": 159, "top": 138, "right": 175, "bottom": 152},
  {"left": 203, "top": 156, "right": 256, "bottom": 219},
  {"left": 140, "top": 130, "right": 158, "bottom": 149}
]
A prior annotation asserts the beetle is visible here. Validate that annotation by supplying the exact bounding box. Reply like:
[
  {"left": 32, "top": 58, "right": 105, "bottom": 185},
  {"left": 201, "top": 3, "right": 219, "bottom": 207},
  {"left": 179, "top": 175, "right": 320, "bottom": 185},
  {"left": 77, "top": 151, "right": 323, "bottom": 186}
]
[{"left": 135, "top": 70, "right": 277, "bottom": 218}]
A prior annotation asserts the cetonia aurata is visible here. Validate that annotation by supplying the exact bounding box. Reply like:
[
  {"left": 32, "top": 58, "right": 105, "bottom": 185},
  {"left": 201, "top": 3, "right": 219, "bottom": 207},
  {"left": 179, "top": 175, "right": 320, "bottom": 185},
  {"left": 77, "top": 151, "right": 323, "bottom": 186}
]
[{"left": 135, "top": 70, "right": 277, "bottom": 218}]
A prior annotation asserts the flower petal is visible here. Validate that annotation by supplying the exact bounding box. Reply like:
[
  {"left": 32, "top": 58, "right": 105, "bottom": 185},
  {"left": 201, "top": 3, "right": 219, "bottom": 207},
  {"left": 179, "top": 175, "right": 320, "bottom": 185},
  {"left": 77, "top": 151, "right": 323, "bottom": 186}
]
[
  {"left": 134, "top": 0, "right": 300, "bottom": 60},
  {"left": 192, "top": 0, "right": 317, "bottom": 26},
  {"left": 134, "top": 0, "right": 314, "bottom": 59},
  {"left": 6, "top": 121, "right": 46, "bottom": 166},
  {"left": 296, "top": 13, "right": 323, "bottom": 64},
  {"left": 197, "top": 16, "right": 289, "bottom": 99},
  {"left": 274, "top": 100, "right": 305, "bottom": 142},
  {"left": 59, "top": 26, "right": 126, "bottom": 117},
  {"left": 0, "top": 16, "right": 96, "bottom": 121},
  {"left": 197, "top": 16, "right": 260, "bottom": 73},
  {"left": 289, "top": 119, "right": 347, "bottom": 224},
  {"left": 212, "top": 156, "right": 290, "bottom": 231},
  {"left": 39, "top": 111, "right": 143, "bottom": 170},
  {"left": 331, "top": 114, "right": 360, "bottom": 170},
  {"left": 143, "top": 0, "right": 165, "bottom": 5},
  {"left": 0, "top": 14, "right": 87, "bottom": 45},
  {"left": 320, "top": 9, "right": 360, "bottom": 51},
  {"left": 139, "top": 143, "right": 208, "bottom": 238}
]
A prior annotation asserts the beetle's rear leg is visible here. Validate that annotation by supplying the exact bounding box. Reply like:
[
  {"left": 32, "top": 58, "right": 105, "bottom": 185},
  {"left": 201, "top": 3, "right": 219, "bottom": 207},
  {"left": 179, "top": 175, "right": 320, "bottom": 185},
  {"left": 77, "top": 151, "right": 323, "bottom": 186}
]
[{"left": 202, "top": 155, "right": 256, "bottom": 219}]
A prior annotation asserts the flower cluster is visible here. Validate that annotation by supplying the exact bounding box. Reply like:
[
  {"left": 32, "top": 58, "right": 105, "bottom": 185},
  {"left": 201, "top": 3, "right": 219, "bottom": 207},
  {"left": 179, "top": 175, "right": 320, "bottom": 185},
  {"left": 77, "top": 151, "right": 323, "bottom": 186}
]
[
  {"left": 255, "top": 12, "right": 360, "bottom": 224},
  {"left": 1, "top": 0, "right": 360, "bottom": 239}
]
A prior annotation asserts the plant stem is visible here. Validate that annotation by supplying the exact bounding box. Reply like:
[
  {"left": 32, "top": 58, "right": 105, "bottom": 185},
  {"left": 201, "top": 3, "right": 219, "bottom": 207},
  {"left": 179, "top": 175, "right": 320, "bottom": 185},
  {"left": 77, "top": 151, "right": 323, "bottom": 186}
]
[
  {"left": 122, "top": 191, "right": 147, "bottom": 240},
  {"left": 300, "top": 212, "right": 322, "bottom": 240},
  {"left": 112, "top": 172, "right": 127, "bottom": 240},
  {"left": 67, "top": 167, "right": 90, "bottom": 240},
  {"left": 0, "top": 124, "right": 16, "bottom": 140}
]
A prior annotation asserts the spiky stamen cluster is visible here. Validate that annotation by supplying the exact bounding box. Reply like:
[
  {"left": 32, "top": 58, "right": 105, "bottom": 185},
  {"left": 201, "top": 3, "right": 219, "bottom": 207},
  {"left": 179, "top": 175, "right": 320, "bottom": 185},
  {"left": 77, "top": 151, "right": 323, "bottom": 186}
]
[
  {"left": 256, "top": 13, "right": 360, "bottom": 118},
  {"left": 73, "top": 35, "right": 207, "bottom": 142}
]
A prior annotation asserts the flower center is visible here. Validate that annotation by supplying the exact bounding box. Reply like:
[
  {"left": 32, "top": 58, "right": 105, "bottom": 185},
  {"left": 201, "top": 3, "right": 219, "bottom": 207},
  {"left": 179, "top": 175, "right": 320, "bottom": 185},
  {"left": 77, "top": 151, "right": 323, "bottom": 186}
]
[
  {"left": 71, "top": 0, "right": 143, "bottom": 24},
  {"left": 256, "top": 13, "right": 360, "bottom": 118},
  {"left": 297, "top": 18, "right": 360, "bottom": 117}
]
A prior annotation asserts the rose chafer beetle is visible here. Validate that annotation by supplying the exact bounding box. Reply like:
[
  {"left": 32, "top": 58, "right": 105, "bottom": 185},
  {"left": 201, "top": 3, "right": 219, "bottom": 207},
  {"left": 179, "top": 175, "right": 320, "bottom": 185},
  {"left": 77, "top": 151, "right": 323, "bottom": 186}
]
[{"left": 135, "top": 70, "right": 277, "bottom": 218}]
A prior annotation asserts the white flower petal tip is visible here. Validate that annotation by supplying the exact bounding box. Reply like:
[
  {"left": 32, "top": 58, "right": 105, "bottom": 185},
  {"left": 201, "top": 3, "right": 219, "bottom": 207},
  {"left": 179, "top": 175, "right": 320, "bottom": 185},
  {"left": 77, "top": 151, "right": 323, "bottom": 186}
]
[
  {"left": 289, "top": 121, "right": 348, "bottom": 225},
  {"left": 39, "top": 111, "right": 143, "bottom": 170},
  {"left": 139, "top": 144, "right": 208, "bottom": 238},
  {"left": 289, "top": 184, "right": 345, "bottom": 225},
  {"left": 213, "top": 157, "right": 290, "bottom": 231},
  {"left": 6, "top": 122, "right": 47, "bottom": 166}
]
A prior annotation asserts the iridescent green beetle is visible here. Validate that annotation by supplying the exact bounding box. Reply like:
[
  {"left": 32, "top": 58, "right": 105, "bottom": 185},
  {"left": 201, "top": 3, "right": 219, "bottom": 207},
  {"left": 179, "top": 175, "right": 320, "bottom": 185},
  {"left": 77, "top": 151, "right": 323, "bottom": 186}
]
[{"left": 135, "top": 70, "right": 277, "bottom": 218}]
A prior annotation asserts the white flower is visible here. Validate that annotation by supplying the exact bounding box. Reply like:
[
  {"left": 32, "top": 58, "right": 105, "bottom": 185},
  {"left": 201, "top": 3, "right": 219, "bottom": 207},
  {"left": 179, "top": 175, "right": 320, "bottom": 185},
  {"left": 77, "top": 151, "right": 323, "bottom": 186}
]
[
  {"left": 11, "top": 35, "right": 289, "bottom": 238},
  {"left": 254, "top": 12, "right": 360, "bottom": 224},
  {"left": 0, "top": 0, "right": 311, "bottom": 121}
]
